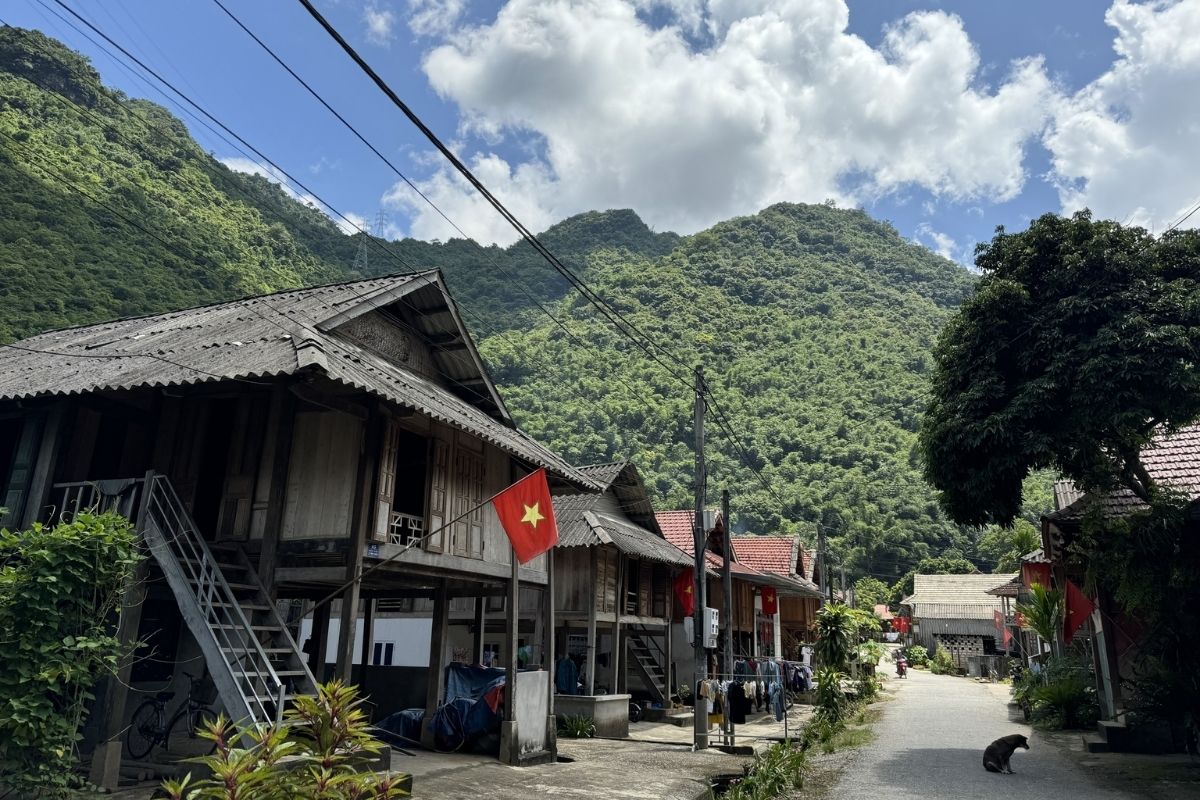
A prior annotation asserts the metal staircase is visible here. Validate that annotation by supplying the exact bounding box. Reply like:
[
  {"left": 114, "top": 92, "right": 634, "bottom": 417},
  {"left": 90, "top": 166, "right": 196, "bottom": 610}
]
[
  {"left": 55, "top": 474, "right": 316, "bottom": 727},
  {"left": 626, "top": 626, "right": 668, "bottom": 704}
]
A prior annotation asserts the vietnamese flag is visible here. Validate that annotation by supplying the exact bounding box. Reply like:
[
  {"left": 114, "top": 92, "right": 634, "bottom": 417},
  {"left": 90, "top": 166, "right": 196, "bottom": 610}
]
[
  {"left": 1063, "top": 580, "right": 1096, "bottom": 644},
  {"left": 761, "top": 586, "right": 778, "bottom": 616},
  {"left": 674, "top": 567, "right": 696, "bottom": 617},
  {"left": 491, "top": 469, "right": 558, "bottom": 564}
]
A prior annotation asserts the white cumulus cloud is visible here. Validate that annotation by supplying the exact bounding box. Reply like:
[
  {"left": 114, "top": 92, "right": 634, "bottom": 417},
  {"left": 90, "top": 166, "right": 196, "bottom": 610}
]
[
  {"left": 1045, "top": 0, "right": 1200, "bottom": 231},
  {"left": 364, "top": 3, "right": 398, "bottom": 45},
  {"left": 392, "top": 0, "right": 1056, "bottom": 244},
  {"left": 407, "top": 0, "right": 467, "bottom": 36}
]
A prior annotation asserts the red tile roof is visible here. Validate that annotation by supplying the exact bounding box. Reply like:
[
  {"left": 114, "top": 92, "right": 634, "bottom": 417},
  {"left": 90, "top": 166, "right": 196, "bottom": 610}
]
[
  {"left": 801, "top": 550, "right": 816, "bottom": 582},
  {"left": 731, "top": 535, "right": 796, "bottom": 575},
  {"left": 1048, "top": 423, "right": 1200, "bottom": 523},
  {"left": 656, "top": 510, "right": 697, "bottom": 552}
]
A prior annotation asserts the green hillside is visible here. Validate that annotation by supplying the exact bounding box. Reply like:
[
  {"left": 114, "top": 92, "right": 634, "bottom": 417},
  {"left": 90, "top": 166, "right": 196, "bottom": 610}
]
[{"left": 0, "top": 27, "right": 1003, "bottom": 581}]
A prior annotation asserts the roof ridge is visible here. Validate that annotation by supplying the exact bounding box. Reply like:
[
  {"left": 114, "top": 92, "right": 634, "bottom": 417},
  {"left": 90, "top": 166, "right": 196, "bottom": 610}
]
[{"left": 12, "top": 271, "right": 436, "bottom": 343}]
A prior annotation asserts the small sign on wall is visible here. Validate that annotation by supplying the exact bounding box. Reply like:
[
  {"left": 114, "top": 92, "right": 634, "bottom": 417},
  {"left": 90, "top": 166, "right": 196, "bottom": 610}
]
[{"left": 367, "top": 543, "right": 380, "bottom": 558}]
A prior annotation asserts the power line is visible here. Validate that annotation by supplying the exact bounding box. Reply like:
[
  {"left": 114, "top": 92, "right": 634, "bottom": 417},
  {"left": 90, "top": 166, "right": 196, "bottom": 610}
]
[{"left": 292, "top": 0, "right": 696, "bottom": 392}]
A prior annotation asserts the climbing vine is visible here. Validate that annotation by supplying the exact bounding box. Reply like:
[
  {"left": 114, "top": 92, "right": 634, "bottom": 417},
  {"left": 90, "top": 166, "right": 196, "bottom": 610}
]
[
  {"left": 0, "top": 512, "right": 141, "bottom": 797},
  {"left": 1075, "top": 497, "right": 1200, "bottom": 746}
]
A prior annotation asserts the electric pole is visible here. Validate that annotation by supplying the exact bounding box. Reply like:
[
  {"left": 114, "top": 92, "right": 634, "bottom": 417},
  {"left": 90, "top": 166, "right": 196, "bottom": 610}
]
[
  {"left": 817, "top": 523, "right": 828, "bottom": 608},
  {"left": 721, "top": 489, "right": 733, "bottom": 679},
  {"left": 692, "top": 366, "right": 708, "bottom": 750}
]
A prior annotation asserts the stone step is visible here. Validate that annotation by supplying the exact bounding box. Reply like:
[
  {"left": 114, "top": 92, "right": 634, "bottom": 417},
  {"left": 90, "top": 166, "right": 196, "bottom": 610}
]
[{"left": 1082, "top": 733, "right": 1110, "bottom": 753}]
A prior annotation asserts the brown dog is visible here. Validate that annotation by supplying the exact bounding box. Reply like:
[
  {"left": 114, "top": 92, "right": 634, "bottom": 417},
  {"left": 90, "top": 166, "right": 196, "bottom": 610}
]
[{"left": 982, "top": 733, "right": 1029, "bottom": 773}]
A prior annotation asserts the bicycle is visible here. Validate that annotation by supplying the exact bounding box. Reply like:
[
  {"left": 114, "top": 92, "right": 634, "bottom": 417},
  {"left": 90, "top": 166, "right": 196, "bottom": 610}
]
[{"left": 125, "top": 672, "right": 219, "bottom": 760}]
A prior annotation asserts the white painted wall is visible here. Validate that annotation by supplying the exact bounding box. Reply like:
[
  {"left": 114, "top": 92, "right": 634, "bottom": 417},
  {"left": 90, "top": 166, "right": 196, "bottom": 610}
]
[{"left": 299, "top": 616, "right": 432, "bottom": 667}]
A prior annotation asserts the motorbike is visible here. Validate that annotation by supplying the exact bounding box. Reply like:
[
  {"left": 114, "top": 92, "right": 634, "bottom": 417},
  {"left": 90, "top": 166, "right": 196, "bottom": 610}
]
[{"left": 895, "top": 656, "right": 908, "bottom": 679}]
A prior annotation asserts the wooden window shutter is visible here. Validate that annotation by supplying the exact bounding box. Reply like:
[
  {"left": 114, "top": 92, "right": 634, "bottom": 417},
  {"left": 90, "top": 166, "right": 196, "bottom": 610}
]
[
  {"left": 425, "top": 438, "right": 448, "bottom": 553},
  {"left": 450, "top": 448, "right": 484, "bottom": 557},
  {"left": 638, "top": 564, "right": 652, "bottom": 616},
  {"left": 373, "top": 417, "right": 400, "bottom": 543},
  {"left": 1, "top": 416, "right": 43, "bottom": 528}
]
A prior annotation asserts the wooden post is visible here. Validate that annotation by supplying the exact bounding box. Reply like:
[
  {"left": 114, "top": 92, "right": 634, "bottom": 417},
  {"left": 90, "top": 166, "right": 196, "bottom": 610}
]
[
  {"left": 21, "top": 403, "right": 65, "bottom": 528},
  {"left": 611, "top": 554, "right": 623, "bottom": 693},
  {"left": 586, "top": 548, "right": 598, "bottom": 695},
  {"left": 335, "top": 410, "right": 380, "bottom": 679},
  {"left": 499, "top": 549, "right": 520, "bottom": 764},
  {"left": 90, "top": 557, "right": 150, "bottom": 789},
  {"left": 545, "top": 548, "right": 556, "bottom": 755},
  {"left": 473, "top": 596, "right": 487, "bottom": 664},
  {"left": 505, "top": 554, "right": 519, "bottom": 721},
  {"left": 307, "top": 602, "right": 332, "bottom": 681},
  {"left": 664, "top": 578, "right": 674, "bottom": 698},
  {"left": 421, "top": 580, "right": 449, "bottom": 748},
  {"left": 258, "top": 385, "right": 296, "bottom": 591},
  {"left": 360, "top": 598, "right": 376, "bottom": 695}
]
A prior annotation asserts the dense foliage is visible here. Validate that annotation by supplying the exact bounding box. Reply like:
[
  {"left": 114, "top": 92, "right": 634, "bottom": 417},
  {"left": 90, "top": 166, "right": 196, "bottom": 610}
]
[
  {"left": 921, "top": 211, "right": 1200, "bottom": 526},
  {"left": 0, "top": 29, "right": 1049, "bottom": 584},
  {"left": 0, "top": 512, "right": 141, "bottom": 797},
  {"left": 163, "top": 680, "right": 409, "bottom": 800}
]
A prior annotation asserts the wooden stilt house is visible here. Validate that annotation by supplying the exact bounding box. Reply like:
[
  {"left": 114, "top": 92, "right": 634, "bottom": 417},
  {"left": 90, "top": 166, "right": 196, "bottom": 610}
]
[
  {"left": 551, "top": 461, "right": 692, "bottom": 711},
  {"left": 0, "top": 272, "right": 599, "bottom": 786}
]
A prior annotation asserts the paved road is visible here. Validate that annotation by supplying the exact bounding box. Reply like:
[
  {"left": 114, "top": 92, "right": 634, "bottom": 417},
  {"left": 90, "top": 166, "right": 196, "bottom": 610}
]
[{"left": 832, "top": 666, "right": 1142, "bottom": 799}]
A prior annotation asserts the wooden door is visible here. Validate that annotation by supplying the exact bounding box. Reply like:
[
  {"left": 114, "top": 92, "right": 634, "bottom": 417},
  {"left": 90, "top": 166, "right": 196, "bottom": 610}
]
[
  {"left": 215, "top": 395, "right": 267, "bottom": 540},
  {"left": 373, "top": 417, "right": 400, "bottom": 544},
  {"left": 425, "top": 438, "right": 448, "bottom": 553},
  {"left": 0, "top": 416, "right": 41, "bottom": 527}
]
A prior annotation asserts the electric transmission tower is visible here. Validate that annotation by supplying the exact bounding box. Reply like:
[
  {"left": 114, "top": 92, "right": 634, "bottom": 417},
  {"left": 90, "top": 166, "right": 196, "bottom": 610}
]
[{"left": 352, "top": 210, "right": 389, "bottom": 274}]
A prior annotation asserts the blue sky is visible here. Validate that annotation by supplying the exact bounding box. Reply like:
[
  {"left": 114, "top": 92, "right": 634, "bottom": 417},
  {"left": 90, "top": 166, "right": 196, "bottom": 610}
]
[{"left": 6, "top": 0, "right": 1199, "bottom": 264}]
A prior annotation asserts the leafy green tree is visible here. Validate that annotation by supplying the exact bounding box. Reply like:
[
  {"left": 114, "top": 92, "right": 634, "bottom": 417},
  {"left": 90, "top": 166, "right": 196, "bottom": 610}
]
[
  {"left": 852, "top": 576, "right": 889, "bottom": 611},
  {"left": 814, "top": 604, "right": 857, "bottom": 672},
  {"left": 1015, "top": 583, "right": 1064, "bottom": 651},
  {"left": 921, "top": 211, "right": 1200, "bottom": 526},
  {"left": 977, "top": 519, "right": 1040, "bottom": 572}
]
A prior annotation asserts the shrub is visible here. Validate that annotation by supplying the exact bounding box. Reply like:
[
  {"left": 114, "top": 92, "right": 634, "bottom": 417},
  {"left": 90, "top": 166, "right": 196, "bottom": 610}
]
[
  {"left": 163, "top": 680, "right": 409, "bottom": 799},
  {"left": 812, "top": 667, "right": 848, "bottom": 729},
  {"left": 1031, "top": 675, "right": 1100, "bottom": 730},
  {"left": 723, "top": 742, "right": 806, "bottom": 800},
  {"left": 929, "top": 646, "right": 956, "bottom": 675},
  {"left": 815, "top": 604, "right": 856, "bottom": 671},
  {"left": 905, "top": 646, "right": 929, "bottom": 667},
  {"left": 857, "top": 640, "right": 885, "bottom": 667},
  {"left": 0, "top": 512, "right": 141, "bottom": 797},
  {"left": 557, "top": 714, "right": 596, "bottom": 739}
]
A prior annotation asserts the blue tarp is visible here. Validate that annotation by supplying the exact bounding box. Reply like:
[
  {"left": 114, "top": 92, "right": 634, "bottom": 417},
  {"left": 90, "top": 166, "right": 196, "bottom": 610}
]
[{"left": 444, "top": 663, "right": 506, "bottom": 703}]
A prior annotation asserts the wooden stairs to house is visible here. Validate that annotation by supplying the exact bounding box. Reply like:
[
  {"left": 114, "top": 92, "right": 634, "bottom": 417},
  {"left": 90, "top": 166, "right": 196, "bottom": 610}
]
[
  {"left": 626, "top": 626, "right": 668, "bottom": 705},
  {"left": 138, "top": 475, "right": 318, "bottom": 727}
]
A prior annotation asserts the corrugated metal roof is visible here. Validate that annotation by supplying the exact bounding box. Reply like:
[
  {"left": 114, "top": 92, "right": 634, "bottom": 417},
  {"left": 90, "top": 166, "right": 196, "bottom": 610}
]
[
  {"left": 0, "top": 272, "right": 598, "bottom": 490},
  {"left": 577, "top": 462, "right": 661, "bottom": 534},
  {"left": 903, "top": 573, "right": 1016, "bottom": 620},
  {"left": 1046, "top": 423, "right": 1200, "bottom": 524},
  {"left": 586, "top": 512, "right": 693, "bottom": 567}
]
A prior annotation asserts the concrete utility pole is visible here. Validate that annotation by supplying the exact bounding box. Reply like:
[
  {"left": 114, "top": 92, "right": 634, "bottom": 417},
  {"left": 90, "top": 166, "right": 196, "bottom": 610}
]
[
  {"left": 692, "top": 366, "right": 708, "bottom": 750},
  {"left": 721, "top": 489, "right": 733, "bottom": 679},
  {"left": 817, "top": 523, "right": 828, "bottom": 608}
]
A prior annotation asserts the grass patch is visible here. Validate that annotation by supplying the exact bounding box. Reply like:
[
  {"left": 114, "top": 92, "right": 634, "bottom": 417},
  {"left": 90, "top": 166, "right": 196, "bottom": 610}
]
[{"left": 824, "top": 725, "right": 875, "bottom": 753}]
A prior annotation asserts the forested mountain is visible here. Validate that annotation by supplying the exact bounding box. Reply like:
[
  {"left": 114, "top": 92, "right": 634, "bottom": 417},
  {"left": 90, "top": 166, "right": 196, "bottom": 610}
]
[{"left": 0, "top": 27, "right": 1031, "bottom": 582}]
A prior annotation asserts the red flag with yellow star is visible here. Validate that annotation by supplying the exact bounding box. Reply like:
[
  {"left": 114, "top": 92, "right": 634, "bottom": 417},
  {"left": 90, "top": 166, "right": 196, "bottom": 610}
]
[
  {"left": 1063, "top": 579, "right": 1096, "bottom": 644},
  {"left": 491, "top": 468, "right": 558, "bottom": 564},
  {"left": 674, "top": 567, "right": 696, "bottom": 617}
]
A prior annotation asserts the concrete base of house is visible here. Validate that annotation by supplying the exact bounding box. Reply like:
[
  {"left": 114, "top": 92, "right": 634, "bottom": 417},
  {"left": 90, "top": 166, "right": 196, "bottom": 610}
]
[
  {"left": 497, "top": 719, "right": 559, "bottom": 766},
  {"left": 89, "top": 741, "right": 122, "bottom": 789},
  {"left": 556, "top": 694, "right": 632, "bottom": 738}
]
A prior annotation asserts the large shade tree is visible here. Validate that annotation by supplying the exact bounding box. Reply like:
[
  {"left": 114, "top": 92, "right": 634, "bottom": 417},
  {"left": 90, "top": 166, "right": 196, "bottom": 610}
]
[{"left": 920, "top": 211, "right": 1200, "bottom": 526}]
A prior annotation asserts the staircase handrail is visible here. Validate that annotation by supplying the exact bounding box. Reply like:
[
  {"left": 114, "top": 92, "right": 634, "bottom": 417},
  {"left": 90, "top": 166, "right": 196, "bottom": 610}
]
[
  {"left": 228, "top": 544, "right": 318, "bottom": 692},
  {"left": 144, "top": 473, "right": 288, "bottom": 724}
]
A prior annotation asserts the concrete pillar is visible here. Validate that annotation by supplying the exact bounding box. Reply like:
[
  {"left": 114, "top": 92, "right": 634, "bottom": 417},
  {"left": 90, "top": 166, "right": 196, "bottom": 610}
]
[
  {"left": 586, "top": 549, "right": 598, "bottom": 694},
  {"left": 307, "top": 602, "right": 332, "bottom": 681},
  {"left": 473, "top": 596, "right": 487, "bottom": 664}
]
